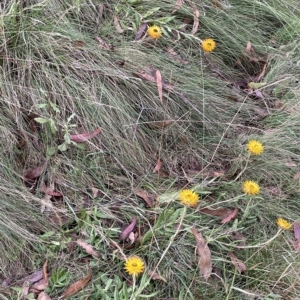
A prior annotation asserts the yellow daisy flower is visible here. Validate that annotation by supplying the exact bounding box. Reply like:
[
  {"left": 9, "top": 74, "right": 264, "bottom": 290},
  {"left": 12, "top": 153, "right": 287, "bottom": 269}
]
[
  {"left": 178, "top": 189, "right": 199, "bottom": 207},
  {"left": 277, "top": 218, "right": 292, "bottom": 230},
  {"left": 247, "top": 140, "right": 264, "bottom": 155},
  {"left": 124, "top": 256, "right": 145, "bottom": 277},
  {"left": 147, "top": 25, "right": 162, "bottom": 39},
  {"left": 242, "top": 180, "right": 260, "bottom": 195},
  {"left": 201, "top": 38, "right": 216, "bottom": 52}
]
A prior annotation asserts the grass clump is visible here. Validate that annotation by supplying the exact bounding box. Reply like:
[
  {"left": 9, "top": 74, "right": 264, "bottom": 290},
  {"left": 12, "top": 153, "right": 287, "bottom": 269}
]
[{"left": 1, "top": 0, "right": 300, "bottom": 299}]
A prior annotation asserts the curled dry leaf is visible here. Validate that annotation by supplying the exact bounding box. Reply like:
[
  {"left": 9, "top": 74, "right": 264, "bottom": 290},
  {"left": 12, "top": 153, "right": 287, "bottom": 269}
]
[
  {"left": 25, "top": 164, "right": 46, "bottom": 180},
  {"left": 229, "top": 252, "right": 246, "bottom": 274},
  {"left": 31, "top": 261, "right": 48, "bottom": 291},
  {"left": 191, "top": 227, "right": 212, "bottom": 281},
  {"left": 294, "top": 222, "right": 300, "bottom": 240},
  {"left": 96, "top": 36, "right": 112, "bottom": 50},
  {"left": 148, "top": 270, "right": 167, "bottom": 282},
  {"left": 114, "top": 15, "right": 124, "bottom": 33},
  {"left": 172, "top": 0, "right": 183, "bottom": 13},
  {"left": 76, "top": 240, "right": 100, "bottom": 258},
  {"left": 199, "top": 207, "right": 232, "bottom": 218},
  {"left": 119, "top": 217, "right": 137, "bottom": 241},
  {"left": 70, "top": 128, "right": 101, "bottom": 143},
  {"left": 62, "top": 268, "right": 92, "bottom": 299},
  {"left": 37, "top": 292, "right": 52, "bottom": 300},
  {"left": 284, "top": 161, "right": 297, "bottom": 168},
  {"left": 153, "top": 159, "right": 162, "bottom": 173},
  {"left": 221, "top": 207, "right": 238, "bottom": 224},
  {"left": 134, "top": 189, "right": 153, "bottom": 208},
  {"left": 191, "top": 8, "right": 199, "bottom": 35},
  {"left": 155, "top": 70, "right": 163, "bottom": 103},
  {"left": 41, "top": 184, "right": 62, "bottom": 197},
  {"left": 135, "top": 23, "right": 147, "bottom": 40}
]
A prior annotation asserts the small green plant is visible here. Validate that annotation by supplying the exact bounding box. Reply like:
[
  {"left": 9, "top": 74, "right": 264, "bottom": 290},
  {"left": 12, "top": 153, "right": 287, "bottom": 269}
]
[
  {"left": 35, "top": 101, "right": 85, "bottom": 154},
  {"left": 47, "top": 267, "right": 71, "bottom": 294}
]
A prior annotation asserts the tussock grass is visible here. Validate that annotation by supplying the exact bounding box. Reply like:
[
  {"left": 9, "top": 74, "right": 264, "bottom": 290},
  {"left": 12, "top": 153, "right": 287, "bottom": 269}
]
[{"left": 1, "top": 0, "right": 300, "bottom": 299}]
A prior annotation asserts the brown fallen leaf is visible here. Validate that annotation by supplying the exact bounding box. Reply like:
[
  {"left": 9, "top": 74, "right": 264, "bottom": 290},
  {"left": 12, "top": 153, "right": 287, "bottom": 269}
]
[
  {"left": 21, "top": 281, "right": 30, "bottom": 300},
  {"left": 294, "top": 222, "right": 300, "bottom": 240},
  {"left": 72, "top": 40, "right": 86, "bottom": 48},
  {"left": 254, "top": 107, "right": 268, "bottom": 118},
  {"left": 191, "top": 227, "right": 212, "bottom": 281},
  {"left": 155, "top": 70, "right": 163, "bottom": 103},
  {"left": 31, "top": 261, "right": 48, "bottom": 291},
  {"left": 135, "top": 23, "right": 147, "bottom": 40},
  {"left": 221, "top": 208, "right": 238, "bottom": 224},
  {"left": 199, "top": 207, "right": 232, "bottom": 218},
  {"left": 62, "top": 268, "right": 92, "bottom": 299},
  {"left": 96, "top": 36, "right": 112, "bottom": 50},
  {"left": 70, "top": 128, "right": 101, "bottom": 143},
  {"left": 114, "top": 15, "right": 124, "bottom": 33},
  {"left": 41, "top": 184, "right": 62, "bottom": 197},
  {"left": 25, "top": 164, "right": 46, "bottom": 180},
  {"left": 119, "top": 217, "right": 137, "bottom": 241},
  {"left": 172, "top": 0, "right": 184, "bottom": 13},
  {"left": 37, "top": 292, "right": 52, "bottom": 300},
  {"left": 150, "top": 120, "right": 173, "bottom": 128},
  {"left": 229, "top": 252, "right": 246, "bottom": 274},
  {"left": 134, "top": 189, "right": 153, "bottom": 208},
  {"left": 76, "top": 240, "right": 100, "bottom": 258},
  {"left": 285, "top": 161, "right": 297, "bottom": 168},
  {"left": 153, "top": 159, "right": 162, "bottom": 173},
  {"left": 191, "top": 8, "right": 199, "bottom": 35},
  {"left": 148, "top": 270, "right": 167, "bottom": 282},
  {"left": 293, "top": 172, "right": 300, "bottom": 180}
]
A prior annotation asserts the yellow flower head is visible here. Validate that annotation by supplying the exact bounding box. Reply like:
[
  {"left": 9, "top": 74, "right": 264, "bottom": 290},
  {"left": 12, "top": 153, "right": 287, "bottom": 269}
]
[
  {"left": 277, "top": 218, "right": 292, "bottom": 230},
  {"left": 247, "top": 140, "right": 264, "bottom": 155},
  {"left": 124, "top": 256, "right": 145, "bottom": 277},
  {"left": 178, "top": 189, "right": 199, "bottom": 207},
  {"left": 202, "top": 38, "right": 216, "bottom": 52},
  {"left": 242, "top": 180, "right": 260, "bottom": 195},
  {"left": 147, "top": 25, "right": 162, "bottom": 39}
]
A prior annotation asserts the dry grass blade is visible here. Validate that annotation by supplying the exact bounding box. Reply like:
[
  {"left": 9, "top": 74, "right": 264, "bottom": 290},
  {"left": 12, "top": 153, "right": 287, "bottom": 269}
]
[
  {"left": 294, "top": 223, "right": 300, "bottom": 240},
  {"left": 191, "top": 227, "right": 212, "bottom": 280},
  {"left": 76, "top": 240, "right": 100, "bottom": 258},
  {"left": 62, "top": 268, "right": 92, "bottom": 299},
  {"left": 191, "top": 8, "right": 199, "bottom": 34},
  {"left": 199, "top": 207, "right": 232, "bottom": 218},
  {"left": 155, "top": 70, "right": 163, "bottom": 103}
]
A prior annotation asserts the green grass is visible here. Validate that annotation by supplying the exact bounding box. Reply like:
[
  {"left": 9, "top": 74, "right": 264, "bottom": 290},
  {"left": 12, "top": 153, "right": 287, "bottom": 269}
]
[{"left": 1, "top": 0, "right": 300, "bottom": 299}]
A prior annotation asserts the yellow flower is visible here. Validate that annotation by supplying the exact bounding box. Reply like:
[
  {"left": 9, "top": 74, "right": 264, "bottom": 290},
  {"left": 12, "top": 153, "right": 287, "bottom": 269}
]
[
  {"left": 277, "top": 218, "right": 292, "bottom": 230},
  {"left": 124, "top": 256, "right": 145, "bottom": 277},
  {"left": 201, "top": 38, "right": 216, "bottom": 52},
  {"left": 242, "top": 180, "right": 260, "bottom": 195},
  {"left": 247, "top": 140, "right": 264, "bottom": 155},
  {"left": 178, "top": 189, "right": 199, "bottom": 207},
  {"left": 147, "top": 25, "right": 162, "bottom": 39}
]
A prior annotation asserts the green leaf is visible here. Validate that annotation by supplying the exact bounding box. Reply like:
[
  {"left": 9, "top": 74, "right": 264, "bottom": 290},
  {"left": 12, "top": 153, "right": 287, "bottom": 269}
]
[
  {"left": 49, "top": 119, "right": 57, "bottom": 134},
  {"left": 71, "top": 141, "right": 86, "bottom": 150},
  {"left": 142, "top": 7, "right": 161, "bottom": 19},
  {"left": 34, "top": 117, "right": 49, "bottom": 124},
  {"left": 67, "top": 113, "right": 76, "bottom": 123},
  {"left": 64, "top": 133, "right": 71, "bottom": 144},
  {"left": 49, "top": 101, "right": 60, "bottom": 113},
  {"left": 46, "top": 147, "right": 56, "bottom": 157},
  {"left": 35, "top": 103, "right": 48, "bottom": 109},
  {"left": 58, "top": 143, "right": 67, "bottom": 152},
  {"left": 248, "top": 82, "right": 267, "bottom": 89}
]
